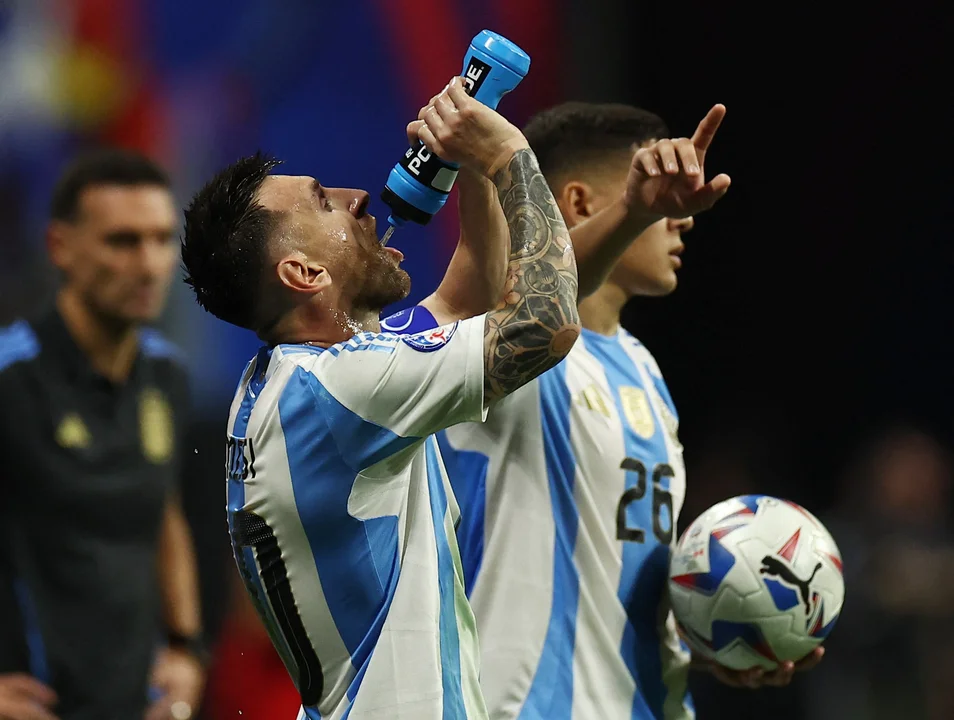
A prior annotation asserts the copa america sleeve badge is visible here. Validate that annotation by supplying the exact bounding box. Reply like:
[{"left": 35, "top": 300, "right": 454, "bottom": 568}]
[
  {"left": 380, "top": 305, "right": 438, "bottom": 334},
  {"left": 401, "top": 321, "right": 459, "bottom": 352}
]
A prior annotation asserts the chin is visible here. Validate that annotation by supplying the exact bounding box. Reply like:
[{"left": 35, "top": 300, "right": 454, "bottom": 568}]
[
  {"left": 393, "top": 269, "right": 412, "bottom": 301},
  {"left": 106, "top": 304, "right": 157, "bottom": 326},
  {"left": 362, "top": 268, "right": 412, "bottom": 311},
  {"left": 633, "top": 274, "right": 678, "bottom": 298}
]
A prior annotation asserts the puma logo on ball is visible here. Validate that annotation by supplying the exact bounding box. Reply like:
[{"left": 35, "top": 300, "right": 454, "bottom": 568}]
[{"left": 760, "top": 556, "right": 822, "bottom": 614}]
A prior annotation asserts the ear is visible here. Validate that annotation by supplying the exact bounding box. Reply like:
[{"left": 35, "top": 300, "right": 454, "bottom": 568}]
[
  {"left": 557, "top": 181, "right": 598, "bottom": 228},
  {"left": 47, "top": 221, "right": 73, "bottom": 272},
  {"left": 277, "top": 253, "right": 332, "bottom": 295}
]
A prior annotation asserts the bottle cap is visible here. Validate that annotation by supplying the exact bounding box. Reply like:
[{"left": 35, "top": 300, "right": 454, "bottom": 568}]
[{"left": 471, "top": 30, "right": 530, "bottom": 77}]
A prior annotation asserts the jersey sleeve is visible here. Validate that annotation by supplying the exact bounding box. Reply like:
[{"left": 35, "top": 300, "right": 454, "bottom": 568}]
[
  {"left": 300, "top": 313, "right": 487, "bottom": 444},
  {"left": 379, "top": 305, "right": 439, "bottom": 335}
]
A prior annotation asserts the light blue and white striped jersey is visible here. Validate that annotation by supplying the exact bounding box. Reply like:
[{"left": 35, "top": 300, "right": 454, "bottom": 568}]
[
  {"left": 446, "top": 328, "right": 693, "bottom": 720},
  {"left": 383, "top": 305, "right": 693, "bottom": 720},
  {"left": 224, "top": 316, "right": 490, "bottom": 720}
]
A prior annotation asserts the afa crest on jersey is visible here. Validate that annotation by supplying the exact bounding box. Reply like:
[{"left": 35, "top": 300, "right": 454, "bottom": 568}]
[{"left": 402, "top": 322, "right": 458, "bottom": 352}]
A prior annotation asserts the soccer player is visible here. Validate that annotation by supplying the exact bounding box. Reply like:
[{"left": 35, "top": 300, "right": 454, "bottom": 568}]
[
  {"left": 179, "top": 76, "right": 581, "bottom": 719},
  {"left": 0, "top": 149, "right": 206, "bottom": 720},
  {"left": 387, "top": 101, "right": 824, "bottom": 717}
]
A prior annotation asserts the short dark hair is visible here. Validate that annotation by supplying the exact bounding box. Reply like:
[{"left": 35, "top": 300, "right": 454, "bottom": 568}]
[
  {"left": 523, "top": 102, "right": 669, "bottom": 182},
  {"left": 181, "top": 152, "right": 283, "bottom": 330},
  {"left": 50, "top": 147, "right": 170, "bottom": 222}
]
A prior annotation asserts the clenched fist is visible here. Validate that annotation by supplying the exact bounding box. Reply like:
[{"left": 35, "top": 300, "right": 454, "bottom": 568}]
[{"left": 406, "top": 76, "right": 529, "bottom": 180}]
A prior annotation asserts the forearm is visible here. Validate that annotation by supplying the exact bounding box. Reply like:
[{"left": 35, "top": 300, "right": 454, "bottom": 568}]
[
  {"left": 483, "top": 149, "right": 581, "bottom": 402},
  {"left": 572, "top": 197, "right": 657, "bottom": 299},
  {"left": 424, "top": 169, "right": 509, "bottom": 323},
  {"left": 157, "top": 497, "right": 202, "bottom": 637}
]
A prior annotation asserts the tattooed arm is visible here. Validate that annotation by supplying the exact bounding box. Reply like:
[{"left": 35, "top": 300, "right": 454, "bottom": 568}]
[
  {"left": 410, "top": 77, "right": 581, "bottom": 403},
  {"left": 481, "top": 149, "right": 581, "bottom": 403}
]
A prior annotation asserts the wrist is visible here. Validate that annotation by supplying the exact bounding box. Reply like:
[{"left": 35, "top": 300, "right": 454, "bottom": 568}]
[
  {"left": 486, "top": 136, "right": 531, "bottom": 180},
  {"left": 619, "top": 191, "right": 662, "bottom": 227},
  {"left": 167, "top": 629, "right": 211, "bottom": 667},
  {"left": 457, "top": 165, "right": 495, "bottom": 192}
]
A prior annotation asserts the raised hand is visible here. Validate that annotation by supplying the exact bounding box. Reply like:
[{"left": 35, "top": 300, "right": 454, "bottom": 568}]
[
  {"left": 623, "top": 104, "right": 731, "bottom": 220},
  {"left": 406, "top": 76, "right": 529, "bottom": 180}
]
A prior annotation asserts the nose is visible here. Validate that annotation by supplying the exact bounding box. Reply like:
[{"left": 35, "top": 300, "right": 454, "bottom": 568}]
[
  {"left": 346, "top": 189, "right": 370, "bottom": 219},
  {"left": 668, "top": 216, "right": 694, "bottom": 233}
]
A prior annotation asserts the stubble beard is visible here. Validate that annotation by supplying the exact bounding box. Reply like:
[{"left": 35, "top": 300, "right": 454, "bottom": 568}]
[{"left": 352, "top": 245, "right": 411, "bottom": 313}]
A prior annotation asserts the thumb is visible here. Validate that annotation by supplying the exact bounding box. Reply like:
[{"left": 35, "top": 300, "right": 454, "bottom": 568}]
[
  {"left": 690, "top": 173, "right": 731, "bottom": 211},
  {"left": 406, "top": 120, "right": 424, "bottom": 146}
]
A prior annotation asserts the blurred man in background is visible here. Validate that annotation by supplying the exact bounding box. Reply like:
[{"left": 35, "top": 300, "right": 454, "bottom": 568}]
[{"left": 0, "top": 150, "right": 206, "bottom": 720}]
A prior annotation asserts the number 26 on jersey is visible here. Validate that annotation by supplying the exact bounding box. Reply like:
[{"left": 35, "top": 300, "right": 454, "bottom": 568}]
[{"left": 616, "top": 458, "right": 674, "bottom": 545}]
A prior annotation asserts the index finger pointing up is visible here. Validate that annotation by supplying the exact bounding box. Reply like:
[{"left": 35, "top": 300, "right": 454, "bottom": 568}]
[{"left": 691, "top": 104, "right": 726, "bottom": 158}]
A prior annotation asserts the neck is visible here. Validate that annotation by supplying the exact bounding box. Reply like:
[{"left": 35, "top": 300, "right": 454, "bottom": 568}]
[
  {"left": 578, "top": 282, "right": 628, "bottom": 336},
  {"left": 266, "top": 305, "right": 381, "bottom": 347},
  {"left": 57, "top": 288, "right": 140, "bottom": 383}
]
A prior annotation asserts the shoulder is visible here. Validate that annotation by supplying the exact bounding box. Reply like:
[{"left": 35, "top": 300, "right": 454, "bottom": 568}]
[
  {"left": 140, "top": 327, "right": 188, "bottom": 367},
  {"left": 280, "top": 333, "right": 402, "bottom": 367},
  {"left": 619, "top": 329, "right": 679, "bottom": 419},
  {"left": 139, "top": 328, "right": 191, "bottom": 402},
  {"left": 271, "top": 334, "right": 403, "bottom": 388},
  {"left": 0, "top": 319, "right": 41, "bottom": 376},
  {"left": 618, "top": 329, "right": 665, "bottom": 379}
]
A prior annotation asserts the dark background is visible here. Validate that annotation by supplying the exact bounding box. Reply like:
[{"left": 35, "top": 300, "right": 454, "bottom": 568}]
[
  {"left": 624, "top": 0, "right": 953, "bottom": 503},
  {"left": 1, "top": 0, "right": 951, "bottom": 717}
]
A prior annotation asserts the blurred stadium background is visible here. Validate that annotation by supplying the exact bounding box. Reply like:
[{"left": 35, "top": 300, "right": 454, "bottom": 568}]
[{"left": 0, "top": 0, "right": 950, "bottom": 718}]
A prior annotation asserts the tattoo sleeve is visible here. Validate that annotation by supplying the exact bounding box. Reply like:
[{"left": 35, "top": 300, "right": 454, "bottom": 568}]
[{"left": 483, "top": 148, "right": 581, "bottom": 403}]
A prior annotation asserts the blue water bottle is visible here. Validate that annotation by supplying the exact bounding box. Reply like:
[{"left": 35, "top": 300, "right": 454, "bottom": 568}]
[{"left": 380, "top": 30, "right": 531, "bottom": 230}]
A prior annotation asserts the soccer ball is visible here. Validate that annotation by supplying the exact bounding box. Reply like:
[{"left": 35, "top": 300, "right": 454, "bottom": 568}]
[{"left": 668, "top": 495, "right": 844, "bottom": 671}]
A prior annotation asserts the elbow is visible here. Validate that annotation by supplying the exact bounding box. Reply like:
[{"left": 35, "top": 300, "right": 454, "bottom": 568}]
[
  {"left": 545, "top": 300, "right": 581, "bottom": 368},
  {"left": 547, "top": 286, "right": 582, "bottom": 364},
  {"left": 553, "top": 317, "right": 582, "bottom": 363}
]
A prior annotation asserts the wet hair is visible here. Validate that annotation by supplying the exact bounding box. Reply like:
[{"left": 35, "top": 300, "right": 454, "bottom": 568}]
[
  {"left": 181, "top": 152, "right": 283, "bottom": 330},
  {"left": 523, "top": 102, "right": 669, "bottom": 182},
  {"left": 50, "top": 147, "right": 170, "bottom": 222}
]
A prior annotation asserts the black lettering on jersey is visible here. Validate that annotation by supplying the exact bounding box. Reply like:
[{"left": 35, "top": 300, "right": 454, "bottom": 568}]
[
  {"left": 651, "top": 464, "right": 675, "bottom": 546},
  {"left": 226, "top": 436, "right": 256, "bottom": 481},
  {"left": 616, "top": 458, "right": 648, "bottom": 542},
  {"left": 232, "top": 510, "right": 324, "bottom": 705}
]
